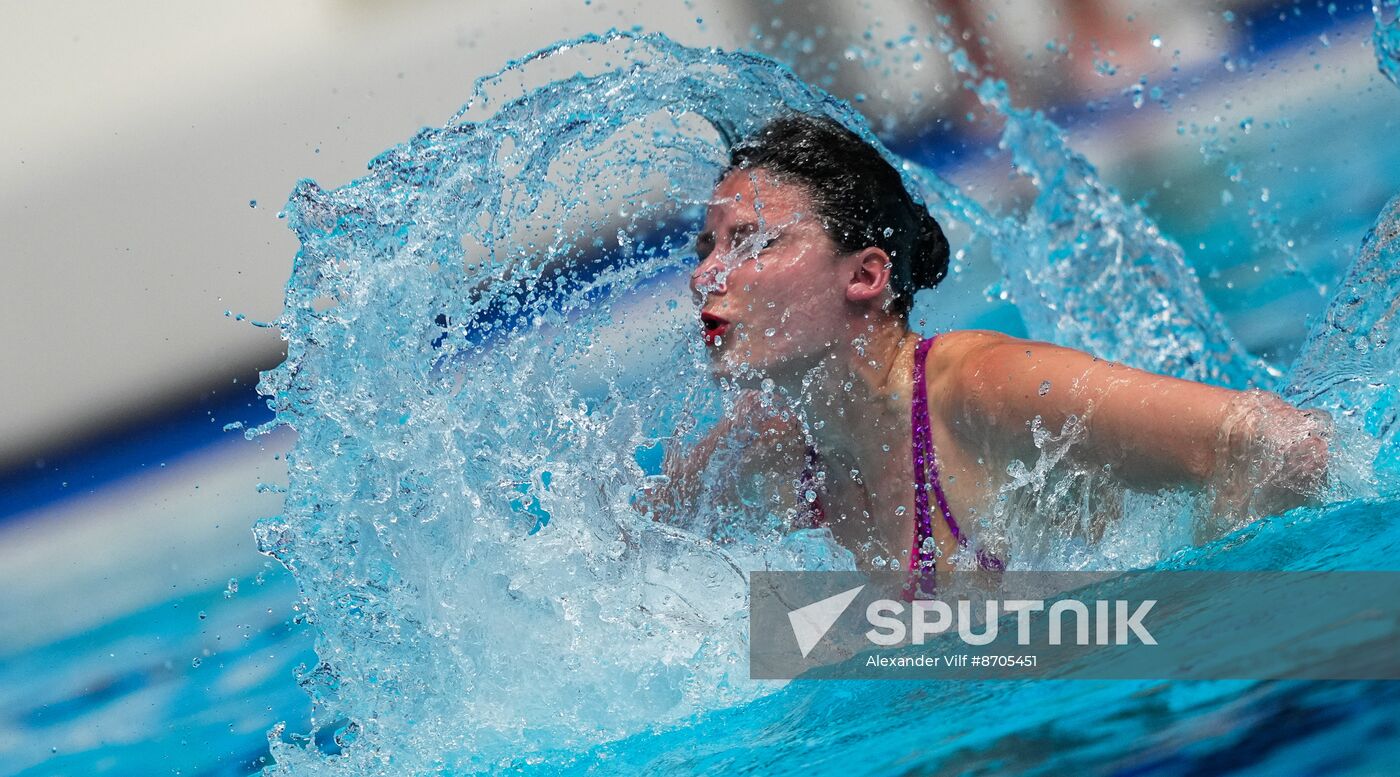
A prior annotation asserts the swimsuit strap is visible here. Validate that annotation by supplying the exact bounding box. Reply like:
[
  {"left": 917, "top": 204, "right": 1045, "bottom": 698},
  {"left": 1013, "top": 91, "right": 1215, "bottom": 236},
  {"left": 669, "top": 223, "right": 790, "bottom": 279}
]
[
  {"left": 910, "top": 335, "right": 1004, "bottom": 592},
  {"left": 910, "top": 335, "right": 962, "bottom": 569}
]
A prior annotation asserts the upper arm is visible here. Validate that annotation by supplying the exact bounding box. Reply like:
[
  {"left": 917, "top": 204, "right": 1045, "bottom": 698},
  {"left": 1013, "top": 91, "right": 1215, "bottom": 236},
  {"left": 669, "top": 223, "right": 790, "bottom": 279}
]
[{"left": 946, "top": 332, "right": 1240, "bottom": 491}]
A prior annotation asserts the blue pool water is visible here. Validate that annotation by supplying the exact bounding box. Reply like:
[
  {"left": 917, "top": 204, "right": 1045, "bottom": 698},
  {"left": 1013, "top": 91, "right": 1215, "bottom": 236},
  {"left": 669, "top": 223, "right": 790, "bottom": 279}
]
[
  {"left": 2, "top": 573, "right": 311, "bottom": 775},
  {"left": 511, "top": 495, "right": 1400, "bottom": 775},
  {"left": 7, "top": 7, "right": 1400, "bottom": 776}
]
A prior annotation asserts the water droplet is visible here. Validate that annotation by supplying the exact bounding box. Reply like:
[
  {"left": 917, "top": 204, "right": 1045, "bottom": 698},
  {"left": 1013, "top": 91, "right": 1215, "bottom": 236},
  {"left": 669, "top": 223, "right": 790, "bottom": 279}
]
[
  {"left": 1038, "top": 380, "right": 1052, "bottom": 396},
  {"left": 1150, "top": 35, "right": 1162, "bottom": 48},
  {"left": 1127, "top": 83, "right": 1145, "bottom": 109}
]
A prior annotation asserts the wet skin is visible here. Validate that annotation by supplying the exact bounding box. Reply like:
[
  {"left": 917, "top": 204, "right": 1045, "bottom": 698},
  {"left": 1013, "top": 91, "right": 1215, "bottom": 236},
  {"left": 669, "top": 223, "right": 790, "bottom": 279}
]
[{"left": 666, "top": 167, "right": 1331, "bottom": 571}]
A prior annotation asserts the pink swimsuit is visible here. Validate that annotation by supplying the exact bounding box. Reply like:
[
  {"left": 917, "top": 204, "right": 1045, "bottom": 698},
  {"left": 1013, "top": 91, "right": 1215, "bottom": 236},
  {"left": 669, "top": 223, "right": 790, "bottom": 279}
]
[
  {"left": 908, "top": 335, "right": 1004, "bottom": 594},
  {"left": 799, "top": 333, "right": 1004, "bottom": 594}
]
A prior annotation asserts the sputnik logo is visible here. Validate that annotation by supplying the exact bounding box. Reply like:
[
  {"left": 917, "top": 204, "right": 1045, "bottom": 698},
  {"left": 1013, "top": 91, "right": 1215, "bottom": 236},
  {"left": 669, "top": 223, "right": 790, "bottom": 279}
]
[{"left": 787, "top": 585, "right": 865, "bottom": 658}]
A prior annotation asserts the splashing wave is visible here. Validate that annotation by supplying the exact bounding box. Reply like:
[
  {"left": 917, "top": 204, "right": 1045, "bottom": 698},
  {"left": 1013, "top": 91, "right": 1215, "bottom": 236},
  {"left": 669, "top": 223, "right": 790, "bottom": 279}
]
[{"left": 252, "top": 29, "right": 1400, "bottom": 774}]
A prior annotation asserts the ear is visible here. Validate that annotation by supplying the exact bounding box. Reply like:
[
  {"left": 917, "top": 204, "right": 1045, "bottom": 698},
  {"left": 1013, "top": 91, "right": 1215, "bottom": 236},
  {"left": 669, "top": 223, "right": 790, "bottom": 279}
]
[{"left": 843, "top": 246, "right": 893, "bottom": 305}]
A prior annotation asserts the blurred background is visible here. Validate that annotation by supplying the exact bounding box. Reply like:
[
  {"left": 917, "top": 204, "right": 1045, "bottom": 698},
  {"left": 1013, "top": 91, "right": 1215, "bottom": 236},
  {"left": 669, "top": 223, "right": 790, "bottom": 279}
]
[{"left": 2, "top": 0, "right": 1397, "bottom": 773}]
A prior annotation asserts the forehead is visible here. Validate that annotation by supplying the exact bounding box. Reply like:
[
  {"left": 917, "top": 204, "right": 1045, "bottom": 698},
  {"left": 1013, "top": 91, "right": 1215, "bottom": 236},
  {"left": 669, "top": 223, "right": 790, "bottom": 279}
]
[{"left": 705, "top": 168, "right": 814, "bottom": 227}]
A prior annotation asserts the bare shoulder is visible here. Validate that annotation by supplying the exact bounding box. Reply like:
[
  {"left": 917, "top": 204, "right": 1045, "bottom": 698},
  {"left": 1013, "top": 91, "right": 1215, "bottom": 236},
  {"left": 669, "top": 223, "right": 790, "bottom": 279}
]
[
  {"left": 923, "top": 329, "right": 1035, "bottom": 443},
  {"left": 925, "top": 329, "right": 1026, "bottom": 379}
]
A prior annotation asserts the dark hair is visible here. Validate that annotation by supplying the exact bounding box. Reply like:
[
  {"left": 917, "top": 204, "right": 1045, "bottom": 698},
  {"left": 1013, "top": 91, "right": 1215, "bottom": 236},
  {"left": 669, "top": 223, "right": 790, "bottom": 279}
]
[{"left": 724, "top": 113, "right": 951, "bottom": 319}]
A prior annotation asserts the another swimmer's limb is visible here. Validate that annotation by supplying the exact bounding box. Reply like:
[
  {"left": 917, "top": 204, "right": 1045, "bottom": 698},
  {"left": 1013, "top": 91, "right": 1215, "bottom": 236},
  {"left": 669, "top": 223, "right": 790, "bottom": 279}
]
[{"left": 940, "top": 331, "right": 1331, "bottom": 532}]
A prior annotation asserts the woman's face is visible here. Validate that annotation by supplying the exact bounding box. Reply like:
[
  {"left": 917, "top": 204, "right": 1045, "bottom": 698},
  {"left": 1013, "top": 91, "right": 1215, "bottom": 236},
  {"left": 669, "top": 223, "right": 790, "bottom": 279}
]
[{"left": 690, "top": 168, "right": 853, "bottom": 382}]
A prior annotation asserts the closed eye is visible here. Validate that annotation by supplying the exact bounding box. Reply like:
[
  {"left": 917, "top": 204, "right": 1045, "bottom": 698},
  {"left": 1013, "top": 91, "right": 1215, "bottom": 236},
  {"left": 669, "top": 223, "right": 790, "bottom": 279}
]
[
  {"left": 744, "top": 233, "right": 778, "bottom": 252},
  {"left": 693, "top": 223, "right": 776, "bottom": 263},
  {"left": 734, "top": 224, "right": 777, "bottom": 255}
]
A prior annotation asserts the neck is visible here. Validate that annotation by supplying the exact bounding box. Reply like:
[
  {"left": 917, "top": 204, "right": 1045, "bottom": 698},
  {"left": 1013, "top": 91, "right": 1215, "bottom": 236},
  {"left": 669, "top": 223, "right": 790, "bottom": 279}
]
[{"left": 776, "top": 314, "right": 921, "bottom": 476}]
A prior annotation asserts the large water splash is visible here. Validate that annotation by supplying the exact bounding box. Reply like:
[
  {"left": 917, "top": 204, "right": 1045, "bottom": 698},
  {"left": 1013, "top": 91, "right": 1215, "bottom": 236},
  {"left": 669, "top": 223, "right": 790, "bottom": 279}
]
[
  {"left": 253, "top": 26, "right": 1394, "bottom": 775},
  {"left": 1279, "top": 1, "right": 1400, "bottom": 490},
  {"left": 1376, "top": 0, "right": 1400, "bottom": 86},
  {"left": 254, "top": 32, "right": 898, "bottom": 774},
  {"left": 912, "top": 37, "right": 1272, "bottom": 390},
  {"left": 1286, "top": 194, "right": 1400, "bottom": 486}
]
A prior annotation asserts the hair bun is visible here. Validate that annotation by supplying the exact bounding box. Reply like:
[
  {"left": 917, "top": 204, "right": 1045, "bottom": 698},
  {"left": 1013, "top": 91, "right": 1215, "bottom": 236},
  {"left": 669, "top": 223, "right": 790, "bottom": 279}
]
[
  {"left": 911, "top": 210, "right": 951, "bottom": 291},
  {"left": 726, "top": 113, "right": 955, "bottom": 318}
]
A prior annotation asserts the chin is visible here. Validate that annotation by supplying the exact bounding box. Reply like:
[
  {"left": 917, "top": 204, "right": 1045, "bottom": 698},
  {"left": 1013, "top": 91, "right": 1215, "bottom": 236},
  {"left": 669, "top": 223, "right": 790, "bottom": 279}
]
[
  {"left": 709, "top": 345, "right": 796, "bottom": 386},
  {"left": 708, "top": 356, "right": 753, "bottom": 384},
  {"left": 705, "top": 344, "right": 758, "bottom": 381}
]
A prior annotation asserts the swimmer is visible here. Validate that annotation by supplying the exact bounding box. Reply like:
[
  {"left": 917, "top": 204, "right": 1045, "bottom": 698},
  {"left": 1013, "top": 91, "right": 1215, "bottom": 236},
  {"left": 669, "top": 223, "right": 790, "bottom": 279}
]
[{"left": 639, "top": 113, "right": 1331, "bottom": 577}]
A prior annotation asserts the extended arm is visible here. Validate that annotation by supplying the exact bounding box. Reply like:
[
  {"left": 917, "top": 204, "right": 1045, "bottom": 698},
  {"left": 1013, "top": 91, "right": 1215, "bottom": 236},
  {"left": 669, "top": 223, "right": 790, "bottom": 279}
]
[{"left": 945, "top": 331, "right": 1331, "bottom": 523}]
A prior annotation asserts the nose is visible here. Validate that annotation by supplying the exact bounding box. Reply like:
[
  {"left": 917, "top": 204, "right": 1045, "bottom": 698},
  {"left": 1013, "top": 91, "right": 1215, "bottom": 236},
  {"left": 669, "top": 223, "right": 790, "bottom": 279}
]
[{"left": 689, "top": 254, "right": 727, "bottom": 301}]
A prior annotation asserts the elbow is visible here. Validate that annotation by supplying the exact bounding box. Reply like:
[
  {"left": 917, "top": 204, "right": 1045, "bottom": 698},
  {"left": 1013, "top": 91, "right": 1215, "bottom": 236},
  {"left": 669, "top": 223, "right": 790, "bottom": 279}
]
[{"left": 1282, "top": 413, "right": 1332, "bottom": 502}]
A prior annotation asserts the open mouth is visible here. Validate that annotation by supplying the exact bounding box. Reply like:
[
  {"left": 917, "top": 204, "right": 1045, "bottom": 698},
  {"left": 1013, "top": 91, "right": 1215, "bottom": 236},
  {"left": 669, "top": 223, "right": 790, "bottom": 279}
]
[{"left": 700, "top": 311, "right": 730, "bottom": 345}]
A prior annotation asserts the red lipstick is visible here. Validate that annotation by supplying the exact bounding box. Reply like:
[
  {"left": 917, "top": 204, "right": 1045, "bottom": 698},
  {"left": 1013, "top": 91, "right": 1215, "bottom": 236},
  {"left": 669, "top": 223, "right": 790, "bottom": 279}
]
[{"left": 700, "top": 311, "right": 729, "bottom": 345}]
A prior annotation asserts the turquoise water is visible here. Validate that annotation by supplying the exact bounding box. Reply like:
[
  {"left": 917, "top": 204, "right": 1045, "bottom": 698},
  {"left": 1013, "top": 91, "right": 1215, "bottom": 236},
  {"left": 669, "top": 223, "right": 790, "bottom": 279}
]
[
  {"left": 1, "top": 573, "right": 311, "bottom": 775},
  {"left": 1378, "top": 0, "right": 1400, "bottom": 87},
  {"left": 507, "top": 494, "right": 1400, "bottom": 775},
  {"left": 245, "top": 24, "right": 1400, "bottom": 774},
  {"left": 8, "top": 9, "right": 1400, "bottom": 776}
]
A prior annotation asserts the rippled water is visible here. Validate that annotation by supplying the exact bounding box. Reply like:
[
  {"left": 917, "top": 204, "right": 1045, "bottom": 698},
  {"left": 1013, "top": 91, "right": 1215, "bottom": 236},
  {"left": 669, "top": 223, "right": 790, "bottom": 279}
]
[
  {"left": 234, "top": 21, "right": 1400, "bottom": 774},
  {"left": 508, "top": 496, "right": 1400, "bottom": 776}
]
